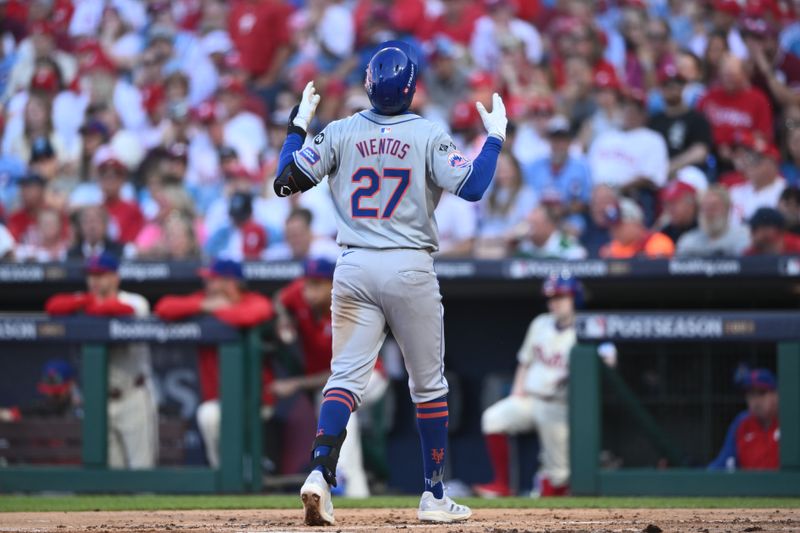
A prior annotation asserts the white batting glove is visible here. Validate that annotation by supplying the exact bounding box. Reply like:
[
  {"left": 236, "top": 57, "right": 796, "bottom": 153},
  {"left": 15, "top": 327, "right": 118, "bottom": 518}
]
[
  {"left": 292, "top": 81, "right": 321, "bottom": 132},
  {"left": 476, "top": 93, "right": 507, "bottom": 142}
]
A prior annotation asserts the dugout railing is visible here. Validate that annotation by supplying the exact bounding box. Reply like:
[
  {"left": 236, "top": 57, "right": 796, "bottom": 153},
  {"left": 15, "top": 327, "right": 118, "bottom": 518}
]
[
  {"left": 570, "top": 311, "right": 800, "bottom": 496},
  {"left": 0, "top": 316, "right": 265, "bottom": 494}
]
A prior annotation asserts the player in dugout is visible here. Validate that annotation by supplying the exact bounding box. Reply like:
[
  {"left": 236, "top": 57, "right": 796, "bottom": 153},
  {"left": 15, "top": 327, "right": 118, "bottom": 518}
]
[
  {"left": 44, "top": 252, "right": 158, "bottom": 469},
  {"left": 154, "top": 258, "right": 274, "bottom": 468},
  {"left": 273, "top": 257, "right": 388, "bottom": 498},
  {"left": 709, "top": 367, "right": 779, "bottom": 471},
  {"left": 474, "top": 271, "right": 616, "bottom": 497}
]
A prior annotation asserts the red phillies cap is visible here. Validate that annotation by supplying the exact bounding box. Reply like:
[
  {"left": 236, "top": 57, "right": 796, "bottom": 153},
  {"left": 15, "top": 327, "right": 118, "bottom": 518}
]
[
  {"left": 593, "top": 70, "right": 620, "bottom": 91},
  {"left": 192, "top": 100, "right": 218, "bottom": 123},
  {"left": 740, "top": 17, "right": 774, "bottom": 37},
  {"left": 657, "top": 62, "right": 685, "bottom": 85},
  {"left": 734, "top": 131, "right": 780, "bottom": 161},
  {"left": 661, "top": 180, "right": 697, "bottom": 203},
  {"left": 92, "top": 145, "right": 126, "bottom": 171},
  {"left": 469, "top": 71, "right": 495, "bottom": 90},
  {"left": 451, "top": 100, "right": 481, "bottom": 130},
  {"left": 31, "top": 69, "right": 59, "bottom": 92}
]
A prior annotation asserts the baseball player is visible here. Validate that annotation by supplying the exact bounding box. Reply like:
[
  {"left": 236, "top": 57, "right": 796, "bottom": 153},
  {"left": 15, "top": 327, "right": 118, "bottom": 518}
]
[
  {"left": 273, "top": 41, "right": 507, "bottom": 525},
  {"left": 474, "top": 272, "right": 602, "bottom": 497},
  {"left": 45, "top": 252, "right": 157, "bottom": 469}
]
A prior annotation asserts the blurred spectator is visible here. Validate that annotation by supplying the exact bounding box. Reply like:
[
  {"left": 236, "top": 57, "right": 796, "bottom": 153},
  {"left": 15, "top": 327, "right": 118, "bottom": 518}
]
[
  {"left": 218, "top": 76, "right": 268, "bottom": 172},
  {"left": 698, "top": 55, "right": 773, "bottom": 170},
  {"left": 689, "top": 0, "right": 748, "bottom": 60},
  {"left": 228, "top": 0, "right": 292, "bottom": 108},
  {"left": 434, "top": 192, "right": 478, "bottom": 258},
  {"left": 745, "top": 207, "right": 800, "bottom": 255},
  {"left": 14, "top": 207, "right": 68, "bottom": 262},
  {"left": 0, "top": 359, "right": 81, "bottom": 421},
  {"left": 154, "top": 258, "right": 274, "bottom": 468},
  {"left": 510, "top": 96, "right": 554, "bottom": 167},
  {"left": 67, "top": 205, "right": 124, "bottom": 260},
  {"left": 264, "top": 208, "right": 340, "bottom": 261},
  {"left": 524, "top": 115, "right": 591, "bottom": 219},
  {"left": 588, "top": 88, "right": 668, "bottom": 221},
  {"left": 515, "top": 206, "right": 587, "bottom": 260},
  {"left": 745, "top": 15, "right": 800, "bottom": 109},
  {"left": 419, "top": 0, "right": 484, "bottom": 45},
  {"left": 3, "top": 94, "right": 76, "bottom": 172},
  {"left": 96, "top": 146, "right": 144, "bottom": 244},
  {"left": 134, "top": 183, "right": 198, "bottom": 258},
  {"left": 7, "top": 173, "right": 48, "bottom": 244},
  {"left": 424, "top": 37, "right": 470, "bottom": 120},
  {"left": 709, "top": 367, "right": 779, "bottom": 471},
  {"left": 600, "top": 198, "right": 675, "bottom": 259},
  {"left": 577, "top": 70, "right": 623, "bottom": 150},
  {"left": 778, "top": 187, "right": 800, "bottom": 235},
  {"left": 648, "top": 64, "right": 713, "bottom": 175},
  {"left": 205, "top": 191, "right": 268, "bottom": 261},
  {"left": 476, "top": 152, "right": 537, "bottom": 258},
  {"left": 470, "top": 0, "right": 543, "bottom": 73},
  {"left": 728, "top": 138, "right": 786, "bottom": 224},
  {"left": 582, "top": 184, "right": 618, "bottom": 257},
  {"left": 781, "top": 109, "right": 800, "bottom": 186},
  {"left": 657, "top": 166, "right": 709, "bottom": 244},
  {"left": 676, "top": 186, "right": 751, "bottom": 258},
  {"left": 45, "top": 252, "right": 157, "bottom": 469}
]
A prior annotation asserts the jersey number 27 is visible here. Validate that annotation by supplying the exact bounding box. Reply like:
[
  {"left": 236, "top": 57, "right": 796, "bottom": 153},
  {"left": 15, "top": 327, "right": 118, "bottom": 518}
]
[{"left": 351, "top": 167, "right": 410, "bottom": 219}]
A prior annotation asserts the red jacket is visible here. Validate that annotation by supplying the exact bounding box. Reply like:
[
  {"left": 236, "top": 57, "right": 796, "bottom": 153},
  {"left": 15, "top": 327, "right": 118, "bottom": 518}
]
[
  {"left": 105, "top": 197, "right": 144, "bottom": 244},
  {"left": 698, "top": 86, "right": 773, "bottom": 147},
  {"left": 45, "top": 293, "right": 135, "bottom": 317},
  {"left": 155, "top": 291, "right": 274, "bottom": 402},
  {"left": 228, "top": 0, "right": 292, "bottom": 77},
  {"left": 280, "top": 279, "right": 332, "bottom": 376}
]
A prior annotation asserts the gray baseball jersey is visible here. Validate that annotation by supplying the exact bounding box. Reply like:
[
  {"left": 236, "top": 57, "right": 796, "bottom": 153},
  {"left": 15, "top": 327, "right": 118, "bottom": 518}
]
[{"left": 292, "top": 110, "right": 474, "bottom": 251}]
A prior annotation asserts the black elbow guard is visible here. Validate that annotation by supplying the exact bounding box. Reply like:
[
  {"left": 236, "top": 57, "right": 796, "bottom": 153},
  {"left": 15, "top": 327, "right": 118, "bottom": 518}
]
[{"left": 274, "top": 162, "right": 317, "bottom": 197}]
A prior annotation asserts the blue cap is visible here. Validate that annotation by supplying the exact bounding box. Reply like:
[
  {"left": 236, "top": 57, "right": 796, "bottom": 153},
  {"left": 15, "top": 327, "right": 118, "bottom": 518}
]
[
  {"left": 18, "top": 172, "right": 46, "bottom": 187},
  {"left": 30, "top": 136, "right": 55, "bottom": 163},
  {"left": 38, "top": 359, "right": 75, "bottom": 396},
  {"left": 304, "top": 258, "right": 335, "bottom": 280},
  {"left": 365, "top": 41, "right": 418, "bottom": 115},
  {"left": 199, "top": 258, "right": 244, "bottom": 281},
  {"left": 80, "top": 119, "right": 110, "bottom": 139},
  {"left": 85, "top": 251, "right": 120, "bottom": 274},
  {"left": 735, "top": 366, "right": 777, "bottom": 391}
]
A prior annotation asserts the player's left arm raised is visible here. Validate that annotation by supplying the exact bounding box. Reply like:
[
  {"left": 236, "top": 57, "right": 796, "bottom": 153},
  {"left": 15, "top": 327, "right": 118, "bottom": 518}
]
[
  {"left": 274, "top": 82, "right": 335, "bottom": 197},
  {"left": 431, "top": 93, "right": 508, "bottom": 202}
]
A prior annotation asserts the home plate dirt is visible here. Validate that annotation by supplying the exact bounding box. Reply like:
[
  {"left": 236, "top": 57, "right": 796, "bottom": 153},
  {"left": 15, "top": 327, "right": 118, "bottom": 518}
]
[{"left": 2, "top": 508, "right": 798, "bottom": 532}]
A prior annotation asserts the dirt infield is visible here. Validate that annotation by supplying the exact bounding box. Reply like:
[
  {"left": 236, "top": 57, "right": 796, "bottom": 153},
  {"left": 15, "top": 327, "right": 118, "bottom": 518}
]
[{"left": 1, "top": 508, "right": 799, "bottom": 533}]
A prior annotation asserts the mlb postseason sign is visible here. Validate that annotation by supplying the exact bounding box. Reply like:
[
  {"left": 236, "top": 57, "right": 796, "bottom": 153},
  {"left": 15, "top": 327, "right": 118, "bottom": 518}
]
[
  {"left": 0, "top": 317, "right": 238, "bottom": 343},
  {"left": 576, "top": 312, "right": 800, "bottom": 342}
]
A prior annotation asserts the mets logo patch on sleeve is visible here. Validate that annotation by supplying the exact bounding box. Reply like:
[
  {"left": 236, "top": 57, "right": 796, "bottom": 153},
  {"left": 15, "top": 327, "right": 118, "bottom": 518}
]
[
  {"left": 448, "top": 151, "right": 470, "bottom": 168},
  {"left": 299, "top": 147, "right": 321, "bottom": 165}
]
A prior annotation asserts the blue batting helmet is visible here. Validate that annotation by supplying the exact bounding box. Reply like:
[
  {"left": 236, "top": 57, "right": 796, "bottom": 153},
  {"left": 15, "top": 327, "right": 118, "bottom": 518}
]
[
  {"left": 542, "top": 270, "right": 582, "bottom": 300},
  {"left": 365, "top": 41, "right": 418, "bottom": 115}
]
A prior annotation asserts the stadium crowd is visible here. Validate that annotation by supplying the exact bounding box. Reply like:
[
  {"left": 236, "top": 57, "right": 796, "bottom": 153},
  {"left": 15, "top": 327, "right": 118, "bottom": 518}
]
[{"left": 1, "top": 0, "right": 800, "bottom": 262}]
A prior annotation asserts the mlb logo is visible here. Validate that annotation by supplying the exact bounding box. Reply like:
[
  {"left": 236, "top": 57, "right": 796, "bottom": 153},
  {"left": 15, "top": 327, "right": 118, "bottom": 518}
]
[
  {"left": 380, "top": 127, "right": 392, "bottom": 134},
  {"left": 582, "top": 316, "right": 607, "bottom": 339}
]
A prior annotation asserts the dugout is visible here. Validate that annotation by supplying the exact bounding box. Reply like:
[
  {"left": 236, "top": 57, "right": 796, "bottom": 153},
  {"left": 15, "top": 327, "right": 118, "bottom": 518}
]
[{"left": 0, "top": 257, "right": 798, "bottom": 495}]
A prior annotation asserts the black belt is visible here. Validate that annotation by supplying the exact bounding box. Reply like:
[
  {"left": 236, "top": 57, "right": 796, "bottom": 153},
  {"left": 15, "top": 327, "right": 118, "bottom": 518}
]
[{"left": 109, "top": 374, "right": 146, "bottom": 400}]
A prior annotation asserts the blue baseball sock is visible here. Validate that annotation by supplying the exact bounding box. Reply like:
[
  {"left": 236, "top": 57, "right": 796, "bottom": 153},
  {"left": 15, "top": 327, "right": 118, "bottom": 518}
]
[
  {"left": 313, "top": 388, "right": 354, "bottom": 479},
  {"left": 415, "top": 395, "right": 449, "bottom": 499}
]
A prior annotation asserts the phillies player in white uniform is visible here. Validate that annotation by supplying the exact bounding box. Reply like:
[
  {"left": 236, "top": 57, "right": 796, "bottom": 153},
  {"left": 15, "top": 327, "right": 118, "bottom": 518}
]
[
  {"left": 475, "top": 272, "right": 585, "bottom": 497},
  {"left": 273, "top": 42, "right": 507, "bottom": 525}
]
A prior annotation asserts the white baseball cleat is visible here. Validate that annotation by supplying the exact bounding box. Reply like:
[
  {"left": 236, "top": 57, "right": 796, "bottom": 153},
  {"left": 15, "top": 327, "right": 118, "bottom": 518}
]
[
  {"left": 417, "top": 491, "right": 472, "bottom": 523},
  {"left": 300, "top": 470, "right": 335, "bottom": 526}
]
